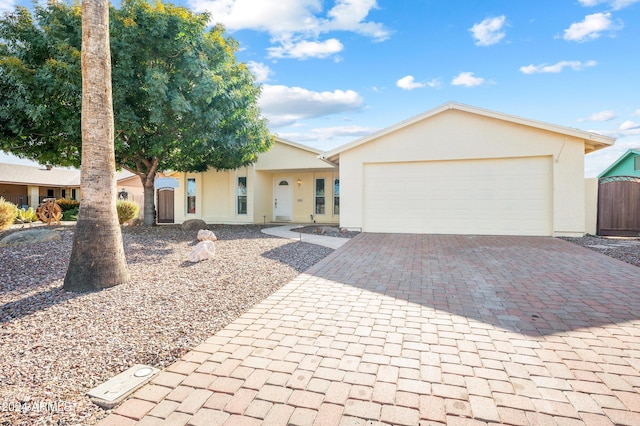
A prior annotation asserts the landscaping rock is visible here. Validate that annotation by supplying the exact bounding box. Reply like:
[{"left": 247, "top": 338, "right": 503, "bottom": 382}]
[
  {"left": 181, "top": 219, "right": 207, "bottom": 231},
  {"left": 187, "top": 240, "right": 216, "bottom": 263},
  {"left": 0, "top": 224, "right": 332, "bottom": 426},
  {"left": 197, "top": 229, "right": 217, "bottom": 242},
  {"left": 0, "top": 228, "right": 61, "bottom": 248}
]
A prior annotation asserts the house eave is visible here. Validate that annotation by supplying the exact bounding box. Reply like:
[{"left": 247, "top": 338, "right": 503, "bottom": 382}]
[{"left": 322, "top": 101, "right": 617, "bottom": 161}]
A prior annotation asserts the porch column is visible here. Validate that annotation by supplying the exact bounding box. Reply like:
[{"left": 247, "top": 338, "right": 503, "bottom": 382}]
[{"left": 28, "top": 186, "right": 40, "bottom": 208}]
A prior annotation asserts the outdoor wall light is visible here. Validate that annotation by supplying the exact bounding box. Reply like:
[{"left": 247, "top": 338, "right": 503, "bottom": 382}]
[{"left": 297, "top": 178, "right": 302, "bottom": 186}]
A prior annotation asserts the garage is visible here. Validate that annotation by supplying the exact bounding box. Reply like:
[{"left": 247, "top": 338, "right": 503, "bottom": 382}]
[
  {"left": 363, "top": 156, "right": 553, "bottom": 235},
  {"left": 323, "top": 102, "right": 616, "bottom": 237}
]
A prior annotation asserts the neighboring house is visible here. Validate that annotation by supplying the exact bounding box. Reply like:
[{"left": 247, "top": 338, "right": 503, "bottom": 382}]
[
  {"left": 170, "top": 138, "right": 339, "bottom": 225},
  {"left": 0, "top": 162, "right": 142, "bottom": 212},
  {"left": 597, "top": 149, "right": 640, "bottom": 179},
  {"left": 0, "top": 163, "right": 81, "bottom": 209},
  {"left": 116, "top": 173, "right": 144, "bottom": 205},
  {"left": 322, "top": 102, "right": 615, "bottom": 237},
  {"left": 595, "top": 149, "right": 640, "bottom": 236}
]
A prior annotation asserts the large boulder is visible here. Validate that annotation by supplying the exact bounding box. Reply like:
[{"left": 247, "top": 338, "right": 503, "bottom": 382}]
[
  {"left": 197, "top": 229, "right": 217, "bottom": 242},
  {"left": 0, "top": 228, "right": 61, "bottom": 248},
  {"left": 187, "top": 240, "right": 216, "bottom": 263},
  {"left": 181, "top": 219, "right": 207, "bottom": 231}
]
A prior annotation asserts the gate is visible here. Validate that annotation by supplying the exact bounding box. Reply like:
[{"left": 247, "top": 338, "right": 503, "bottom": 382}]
[
  {"left": 597, "top": 176, "right": 640, "bottom": 236},
  {"left": 157, "top": 188, "right": 175, "bottom": 224}
]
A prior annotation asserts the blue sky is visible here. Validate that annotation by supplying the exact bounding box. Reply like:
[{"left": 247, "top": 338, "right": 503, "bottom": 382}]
[{"left": 1, "top": 0, "right": 639, "bottom": 176}]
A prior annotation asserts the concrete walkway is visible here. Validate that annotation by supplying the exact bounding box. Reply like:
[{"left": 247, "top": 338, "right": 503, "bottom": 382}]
[
  {"left": 261, "top": 225, "right": 349, "bottom": 250},
  {"left": 99, "top": 234, "right": 640, "bottom": 425}
]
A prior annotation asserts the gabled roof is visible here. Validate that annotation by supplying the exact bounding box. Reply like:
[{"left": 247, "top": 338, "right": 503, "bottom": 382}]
[
  {"left": 322, "top": 102, "right": 616, "bottom": 163},
  {"left": 276, "top": 137, "right": 323, "bottom": 155},
  {"left": 597, "top": 148, "right": 640, "bottom": 178},
  {"left": 0, "top": 162, "right": 136, "bottom": 187},
  {"left": 0, "top": 163, "right": 81, "bottom": 187}
]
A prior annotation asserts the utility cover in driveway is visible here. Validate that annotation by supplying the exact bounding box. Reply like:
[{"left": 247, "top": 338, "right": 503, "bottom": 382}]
[{"left": 87, "top": 364, "right": 158, "bottom": 409}]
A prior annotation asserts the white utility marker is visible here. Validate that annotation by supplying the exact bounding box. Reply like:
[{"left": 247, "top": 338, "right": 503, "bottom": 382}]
[{"left": 87, "top": 364, "right": 159, "bottom": 409}]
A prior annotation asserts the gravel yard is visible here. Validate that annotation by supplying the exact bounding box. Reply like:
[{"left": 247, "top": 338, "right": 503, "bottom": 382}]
[
  {"left": 0, "top": 224, "right": 332, "bottom": 425},
  {"left": 1, "top": 225, "right": 637, "bottom": 426},
  {"left": 561, "top": 234, "right": 640, "bottom": 268}
]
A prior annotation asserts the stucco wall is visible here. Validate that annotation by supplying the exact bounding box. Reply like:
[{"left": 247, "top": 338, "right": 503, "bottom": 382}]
[
  {"left": 585, "top": 178, "right": 599, "bottom": 235},
  {"left": 253, "top": 171, "right": 339, "bottom": 224},
  {"left": 256, "top": 141, "right": 334, "bottom": 171},
  {"left": 174, "top": 167, "right": 254, "bottom": 224},
  {"left": 171, "top": 140, "right": 339, "bottom": 225},
  {"left": 173, "top": 168, "right": 339, "bottom": 225},
  {"left": 338, "top": 109, "right": 588, "bottom": 236}
]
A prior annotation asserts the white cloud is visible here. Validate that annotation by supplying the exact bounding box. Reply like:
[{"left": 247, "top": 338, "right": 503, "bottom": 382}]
[
  {"left": 589, "top": 120, "right": 640, "bottom": 138},
  {"left": 246, "top": 61, "right": 272, "bottom": 83},
  {"left": 469, "top": 16, "right": 507, "bottom": 46},
  {"left": 634, "top": 109, "right": 640, "bottom": 116},
  {"left": 396, "top": 75, "right": 425, "bottom": 90},
  {"left": 188, "top": 0, "right": 390, "bottom": 60},
  {"left": 563, "top": 12, "right": 620, "bottom": 42},
  {"left": 324, "top": 0, "right": 390, "bottom": 41},
  {"left": 451, "top": 72, "right": 486, "bottom": 87},
  {"left": 267, "top": 37, "right": 343, "bottom": 59},
  {"left": 620, "top": 120, "right": 640, "bottom": 131},
  {"left": 259, "top": 84, "right": 364, "bottom": 127},
  {"left": 520, "top": 60, "right": 597, "bottom": 74},
  {"left": 189, "top": 0, "right": 321, "bottom": 33},
  {"left": 426, "top": 78, "right": 442, "bottom": 88},
  {"left": 586, "top": 110, "right": 617, "bottom": 122},
  {"left": 0, "top": 0, "right": 16, "bottom": 13},
  {"left": 280, "top": 125, "right": 377, "bottom": 142},
  {"left": 578, "top": 0, "right": 640, "bottom": 10}
]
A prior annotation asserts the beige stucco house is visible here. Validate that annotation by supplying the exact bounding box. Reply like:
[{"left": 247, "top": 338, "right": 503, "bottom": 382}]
[
  {"left": 170, "top": 138, "right": 340, "bottom": 225},
  {"left": 323, "top": 102, "right": 615, "bottom": 237}
]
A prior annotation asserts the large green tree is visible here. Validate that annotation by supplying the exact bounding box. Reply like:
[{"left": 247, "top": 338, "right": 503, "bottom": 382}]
[
  {"left": 0, "top": 0, "right": 273, "bottom": 225},
  {"left": 64, "top": 0, "right": 129, "bottom": 291}
]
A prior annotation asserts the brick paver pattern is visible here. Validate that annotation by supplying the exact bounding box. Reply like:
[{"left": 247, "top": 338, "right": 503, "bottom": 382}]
[{"left": 100, "top": 234, "right": 640, "bottom": 425}]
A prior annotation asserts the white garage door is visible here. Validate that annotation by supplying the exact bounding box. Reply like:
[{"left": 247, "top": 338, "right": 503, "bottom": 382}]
[{"left": 363, "top": 156, "right": 552, "bottom": 236}]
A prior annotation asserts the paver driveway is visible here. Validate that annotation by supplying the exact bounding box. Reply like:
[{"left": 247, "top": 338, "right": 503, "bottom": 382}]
[{"left": 101, "top": 234, "right": 640, "bottom": 425}]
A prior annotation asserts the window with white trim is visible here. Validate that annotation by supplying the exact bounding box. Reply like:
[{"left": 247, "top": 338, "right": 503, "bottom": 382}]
[
  {"left": 315, "top": 178, "right": 325, "bottom": 215},
  {"left": 187, "top": 178, "right": 196, "bottom": 214},
  {"left": 333, "top": 178, "right": 340, "bottom": 215},
  {"left": 237, "top": 177, "right": 247, "bottom": 215}
]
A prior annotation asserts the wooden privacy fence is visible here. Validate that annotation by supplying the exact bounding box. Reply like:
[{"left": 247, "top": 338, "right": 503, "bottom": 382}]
[{"left": 597, "top": 176, "right": 640, "bottom": 236}]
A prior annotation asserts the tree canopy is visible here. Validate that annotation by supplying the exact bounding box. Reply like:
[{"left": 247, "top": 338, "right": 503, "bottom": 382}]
[{"left": 0, "top": 0, "right": 273, "bottom": 224}]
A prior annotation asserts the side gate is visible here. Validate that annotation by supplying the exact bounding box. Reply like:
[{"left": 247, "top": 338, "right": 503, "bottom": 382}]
[
  {"left": 157, "top": 188, "right": 175, "bottom": 224},
  {"left": 597, "top": 176, "right": 640, "bottom": 236}
]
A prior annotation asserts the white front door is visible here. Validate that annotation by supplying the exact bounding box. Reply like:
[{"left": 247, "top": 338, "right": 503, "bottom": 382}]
[{"left": 274, "top": 178, "right": 293, "bottom": 221}]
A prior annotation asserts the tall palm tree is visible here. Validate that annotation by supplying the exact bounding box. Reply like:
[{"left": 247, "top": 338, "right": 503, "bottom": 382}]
[{"left": 64, "top": 0, "right": 129, "bottom": 291}]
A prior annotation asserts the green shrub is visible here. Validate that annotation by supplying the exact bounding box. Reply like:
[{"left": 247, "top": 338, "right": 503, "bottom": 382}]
[
  {"left": 62, "top": 207, "right": 79, "bottom": 221},
  {"left": 16, "top": 207, "right": 38, "bottom": 223},
  {"left": 0, "top": 197, "right": 19, "bottom": 231},
  {"left": 116, "top": 200, "right": 139, "bottom": 225},
  {"left": 56, "top": 198, "right": 80, "bottom": 212}
]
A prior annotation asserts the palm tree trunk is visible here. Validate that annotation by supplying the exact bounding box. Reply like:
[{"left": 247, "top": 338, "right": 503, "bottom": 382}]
[{"left": 64, "top": 0, "right": 129, "bottom": 291}]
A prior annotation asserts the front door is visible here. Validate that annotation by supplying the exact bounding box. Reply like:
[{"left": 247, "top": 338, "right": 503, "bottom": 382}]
[{"left": 274, "top": 178, "right": 293, "bottom": 221}]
